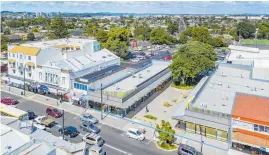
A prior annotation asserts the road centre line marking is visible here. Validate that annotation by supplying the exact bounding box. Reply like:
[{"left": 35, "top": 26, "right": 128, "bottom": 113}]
[{"left": 104, "top": 144, "right": 132, "bottom": 155}]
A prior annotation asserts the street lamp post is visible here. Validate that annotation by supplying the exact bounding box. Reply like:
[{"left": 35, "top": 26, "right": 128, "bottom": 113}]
[
  {"left": 100, "top": 83, "right": 103, "bottom": 120},
  {"left": 24, "top": 65, "right": 26, "bottom": 96},
  {"left": 200, "top": 126, "right": 204, "bottom": 153}
]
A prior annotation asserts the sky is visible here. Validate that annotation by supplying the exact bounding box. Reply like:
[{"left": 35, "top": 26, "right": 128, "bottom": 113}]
[{"left": 2, "top": 1, "right": 269, "bottom": 14}]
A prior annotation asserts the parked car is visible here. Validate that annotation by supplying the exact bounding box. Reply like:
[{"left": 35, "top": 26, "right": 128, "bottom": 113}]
[
  {"left": 80, "top": 113, "right": 98, "bottom": 124},
  {"left": 131, "top": 58, "right": 139, "bottom": 62},
  {"left": 82, "top": 133, "right": 105, "bottom": 146},
  {"left": 80, "top": 121, "right": 100, "bottom": 133},
  {"left": 58, "top": 126, "right": 79, "bottom": 138},
  {"left": 126, "top": 128, "right": 145, "bottom": 141},
  {"left": 178, "top": 144, "right": 202, "bottom": 155},
  {"left": 1, "top": 97, "right": 19, "bottom": 105},
  {"left": 27, "top": 110, "right": 36, "bottom": 120},
  {"left": 34, "top": 116, "right": 55, "bottom": 127},
  {"left": 86, "top": 145, "right": 106, "bottom": 155},
  {"left": 46, "top": 106, "right": 62, "bottom": 118}
]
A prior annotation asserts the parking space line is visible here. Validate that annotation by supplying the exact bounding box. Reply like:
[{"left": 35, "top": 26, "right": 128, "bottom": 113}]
[
  {"left": 104, "top": 144, "right": 132, "bottom": 155},
  {"left": 121, "top": 131, "right": 126, "bottom": 136}
]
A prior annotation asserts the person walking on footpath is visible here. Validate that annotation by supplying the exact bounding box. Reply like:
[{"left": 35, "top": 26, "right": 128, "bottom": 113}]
[{"left": 146, "top": 106, "right": 149, "bottom": 113}]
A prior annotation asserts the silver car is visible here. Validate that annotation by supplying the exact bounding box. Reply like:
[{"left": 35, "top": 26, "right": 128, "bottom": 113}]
[{"left": 80, "top": 113, "right": 98, "bottom": 124}]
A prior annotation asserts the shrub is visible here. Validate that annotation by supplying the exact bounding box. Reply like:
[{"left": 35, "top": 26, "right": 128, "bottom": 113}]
[
  {"left": 163, "top": 101, "right": 172, "bottom": 107},
  {"left": 171, "top": 82, "right": 195, "bottom": 90},
  {"left": 144, "top": 114, "right": 157, "bottom": 120},
  {"left": 183, "top": 94, "right": 188, "bottom": 98},
  {"left": 157, "top": 141, "right": 177, "bottom": 150}
]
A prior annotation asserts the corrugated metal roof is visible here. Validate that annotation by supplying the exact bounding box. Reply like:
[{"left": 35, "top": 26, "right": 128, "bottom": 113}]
[
  {"left": 232, "top": 94, "right": 269, "bottom": 126},
  {"left": 9, "top": 46, "right": 40, "bottom": 56}
]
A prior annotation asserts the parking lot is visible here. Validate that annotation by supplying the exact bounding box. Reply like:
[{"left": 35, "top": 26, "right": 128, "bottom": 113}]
[{"left": 1, "top": 90, "right": 176, "bottom": 155}]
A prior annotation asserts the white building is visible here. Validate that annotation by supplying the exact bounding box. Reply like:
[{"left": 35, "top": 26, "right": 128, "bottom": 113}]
[{"left": 6, "top": 38, "right": 120, "bottom": 93}]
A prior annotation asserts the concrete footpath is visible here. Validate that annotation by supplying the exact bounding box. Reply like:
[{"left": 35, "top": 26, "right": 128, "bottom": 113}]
[{"left": 1, "top": 86, "right": 249, "bottom": 155}]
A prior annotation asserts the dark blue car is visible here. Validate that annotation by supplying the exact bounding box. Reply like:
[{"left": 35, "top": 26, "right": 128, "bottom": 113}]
[{"left": 59, "top": 126, "right": 79, "bottom": 138}]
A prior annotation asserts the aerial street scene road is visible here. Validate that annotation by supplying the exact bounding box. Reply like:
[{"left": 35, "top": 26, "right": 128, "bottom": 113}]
[{"left": 1, "top": 1, "right": 269, "bottom": 155}]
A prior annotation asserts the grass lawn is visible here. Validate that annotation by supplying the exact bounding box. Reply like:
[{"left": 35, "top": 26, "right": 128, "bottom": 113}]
[
  {"left": 156, "top": 142, "right": 178, "bottom": 151},
  {"left": 171, "top": 82, "right": 195, "bottom": 90},
  {"left": 144, "top": 114, "right": 157, "bottom": 120},
  {"left": 242, "top": 39, "right": 269, "bottom": 45}
]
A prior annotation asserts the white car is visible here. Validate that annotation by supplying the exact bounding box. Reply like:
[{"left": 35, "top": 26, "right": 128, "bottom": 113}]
[
  {"left": 126, "top": 128, "right": 145, "bottom": 141},
  {"left": 131, "top": 58, "right": 139, "bottom": 62}
]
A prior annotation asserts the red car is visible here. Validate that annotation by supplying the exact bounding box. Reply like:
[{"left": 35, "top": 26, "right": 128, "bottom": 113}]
[
  {"left": 1, "top": 97, "right": 19, "bottom": 105},
  {"left": 46, "top": 106, "right": 62, "bottom": 118}
]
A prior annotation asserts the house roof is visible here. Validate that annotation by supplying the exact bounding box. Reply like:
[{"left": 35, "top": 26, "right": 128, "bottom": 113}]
[
  {"left": 9, "top": 46, "right": 40, "bottom": 56},
  {"left": 232, "top": 93, "right": 269, "bottom": 126}
]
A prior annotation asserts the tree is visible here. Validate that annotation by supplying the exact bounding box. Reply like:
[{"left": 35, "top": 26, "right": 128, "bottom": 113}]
[
  {"left": 156, "top": 120, "right": 175, "bottom": 145},
  {"left": 167, "top": 23, "right": 179, "bottom": 35},
  {"left": 134, "top": 24, "right": 151, "bottom": 40},
  {"left": 32, "top": 27, "right": 40, "bottom": 33},
  {"left": 4, "top": 28, "right": 11, "bottom": 35},
  {"left": 103, "top": 27, "right": 131, "bottom": 58},
  {"left": 27, "top": 32, "right": 35, "bottom": 41},
  {"left": 237, "top": 21, "right": 256, "bottom": 39},
  {"left": 169, "top": 41, "right": 217, "bottom": 86},
  {"left": 96, "top": 29, "right": 108, "bottom": 48},
  {"left": 179, "top": 33, "right": 188, "bottom": 44},
  {"left": 207, "top": 37, "right": 225, "bottom": 47},
  {"left": 49, "top": 13, "right": 69, "bottom": 39},
  {"left": 191, "top": 27, "right": 211, "bottom": 43},
  {"left": 184, "top": 27, "right": 193, "bottom": 37},
  {"left": 136, "top": 34, "right": 144, "bottom": 41},
  {"left": 85, "top": 20, "right": 98, "bottom": 37},
  {"left": 257, "top": 22, "right": 269, "bottom": 39},
  {"left": 150, "top": 27, "right": 175, "bottom": 45},
  {"left": 1, "top": 35, "right": 9, "bottom": 52}
]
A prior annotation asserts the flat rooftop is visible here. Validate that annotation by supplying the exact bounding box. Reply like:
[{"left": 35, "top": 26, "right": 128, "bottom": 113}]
[
  {"left": 105, "top": 60, "right": 170, "bottom": 91},
  {"left": 21, "top": 38, "right": 96, "bottom": 49},
  {"left": 192, "top": 64, "right": 269, "bottom": 114},
  {"left": 54, "top": 48, "right": 118, "bottom": 72}
]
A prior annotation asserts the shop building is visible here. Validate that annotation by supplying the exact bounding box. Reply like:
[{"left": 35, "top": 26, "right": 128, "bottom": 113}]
[
  {"left": 73, "top": 60, "right": 172, "bottom": 117},
  {"left": 173, "top": 63, "right": 269, "bottom": 152},
  {"left": 232, "top": 94, "right": 269, "bottom": 153}
]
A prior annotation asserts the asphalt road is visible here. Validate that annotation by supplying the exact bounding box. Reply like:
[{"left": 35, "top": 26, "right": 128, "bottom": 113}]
[{"left": 1, "top": 91, "right": 177, "bottom": 155}]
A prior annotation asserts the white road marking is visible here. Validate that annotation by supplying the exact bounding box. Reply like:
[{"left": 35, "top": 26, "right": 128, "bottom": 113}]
[
  {"left": 98, "top": 122, "right": 104, "bottom": 128},
  {"left": 104, "top": 144, "right": 133, "bottom": 155},
  {"left": 121, "top": 131, "right": 127, "bottom": 136}
]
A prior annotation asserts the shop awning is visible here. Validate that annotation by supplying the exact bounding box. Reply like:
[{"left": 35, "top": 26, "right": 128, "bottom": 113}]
[
  {"left": 7, "top": 59, "right": 16, "bottom": 63},
  {"left": 25, "top": 62, "right": 35, "bottom": 67}
]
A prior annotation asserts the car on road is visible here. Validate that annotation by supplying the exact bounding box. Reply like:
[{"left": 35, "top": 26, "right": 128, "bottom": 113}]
[
  {"left": 82, "top": 133, "right": 105, "bottom": 146},
  {"left": 130, "top": 58, "right": 139, "bottom": 62},
  {"left": 27, "top": 110, "right": 36, "bottom": 120},
  {"left": 86, "top": 145, "right": 106, "bottom": 155},
  {"left": 58, "top": 126, "right": 79, "bottom": 138},
  {"left": 80, "top": 121, "right": 100, "bottom": 133},
  {"left": 1, "top": 97, "right": 19, "bottom": 105},
  {"left": 46, "top": 106, "right": 62, "bottom": 118},
  {"left": 80, "top": 113, "right": 98, "bottom": 124},
  {"left": 178, "top": 144, "right": 202, "bottom": 155},
  {"left": 34, "top": 116, "right": 55, "bottom": 127},
  {"left": 126, "top": 128, "right": 145, "bottom": 141}
]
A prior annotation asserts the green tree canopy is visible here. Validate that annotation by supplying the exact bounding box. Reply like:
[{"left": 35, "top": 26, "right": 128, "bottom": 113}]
[
  {"left": 257, "top": 22, "right": 269, "bottom": 39},
  {"left": 169, "top": 41, "right": 217, "bottom": 85},
  {"left": 1, "top": 35, "right": 9, "bottom": 52},
  {"left": 103, "top": 27, "right": 131, "bottom": 58},
  {"left": 191, "top": 27, "right": 211, "bottom": 43},
  {"left": 49, "top": 13, "right": 69, "bottom": 39},
  {"left": 136, "top": 34, "right": 144, "bottom": 41},
  {"left": 4, "top": 28, "right": 11, "bottom": 35},
  {"left": 179, "top": 33, "right": 188, "bottom": 44},
  {"left": 207, "top": 37, "right": 225, "bottom": 48},
  {"left": 27, "top": 32, "right": 35, "bottom": 41},
  {"left": 95, "top": 29, "right": 109, "bottom": 49},
  {"left": 150, "top": 27, "right": 176, "bottom": 45},
  {"left": 85, "top": 20, "right": 98, "bottom": 37},
  {"left": 156, "top": 120, "right": 175, "bottom": 144},
  {"left": 133, "top": 24, "right": 151, "bottom": 40},
  {"left": 32, "top": 27, "right": 40, "bottom": 33},
  {"left": 237, "top": 21, "right": 256, "bottom": 39}
]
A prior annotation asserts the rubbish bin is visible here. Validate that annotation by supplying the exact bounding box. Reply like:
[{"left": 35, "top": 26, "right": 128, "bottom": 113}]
[{"left": 21, "top": 91, "right": 24, "bottom": 95}]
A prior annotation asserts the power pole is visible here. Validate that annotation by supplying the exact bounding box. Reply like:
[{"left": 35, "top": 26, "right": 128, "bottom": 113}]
[
  {"left": 100, "top": 83, "right": 103, "bottom": 120},
  {"left": 200, "top": 126, "right": 204, "bottom": 153},
  {"left": 24, "top": 65, "right": 26, "bottom": 96},
  {"left": 62, "top": 109, "right": 65, "bottom": 140}
]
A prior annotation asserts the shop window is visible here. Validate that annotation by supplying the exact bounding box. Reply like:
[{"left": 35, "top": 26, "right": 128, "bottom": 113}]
[
  {"left": 13, "top": 70, "right": 16, "bottom": 74},
  {"left": 28, "top": 73, "right": 31, "bottom": 77},
  {"left": 62, "top": 77, "right": 66, "bottom": 85},
  {"left": 259, "top": 126, "right": 264, "bottom": 132},
  {"left": 265, "top": 127, "right": 269, "bottom": 133},
  {"left": 254, "top": 124, "right": 259, "bottom": 131},
  {"left": 205, "top": 127, "right": 216, "bottom": 139},
  {"left": 28, "top": 56, "right": 31, "bottom": 60}
]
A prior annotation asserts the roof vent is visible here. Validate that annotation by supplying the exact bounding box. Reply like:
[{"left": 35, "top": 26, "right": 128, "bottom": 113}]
[
  {"left": 241, "top": 74, "right": 243, "bottom": 78},
  {"left": 227, "top": 85, "right": 230, "bottom": 88}
]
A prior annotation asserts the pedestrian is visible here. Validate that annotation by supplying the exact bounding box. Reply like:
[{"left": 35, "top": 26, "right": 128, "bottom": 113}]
[{"left": 146, "top": 106, "right": 149, "bottom": 113}]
